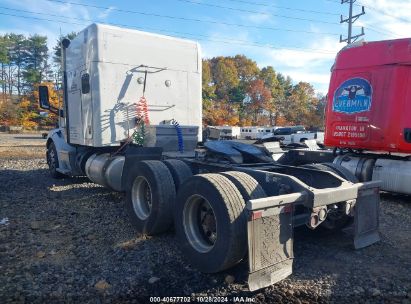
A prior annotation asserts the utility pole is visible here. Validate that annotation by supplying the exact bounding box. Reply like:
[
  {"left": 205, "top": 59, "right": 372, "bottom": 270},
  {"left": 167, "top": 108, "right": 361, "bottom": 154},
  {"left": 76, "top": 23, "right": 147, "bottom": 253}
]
[{"left": 340, "top": 0, "right": 365, "bottom": 44}]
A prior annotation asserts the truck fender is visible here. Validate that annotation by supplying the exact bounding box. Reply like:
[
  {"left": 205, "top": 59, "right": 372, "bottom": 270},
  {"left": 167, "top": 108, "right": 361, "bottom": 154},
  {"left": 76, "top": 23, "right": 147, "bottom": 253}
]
[{"left": 46, "top": 128, "right": 77, "bottom": 175}]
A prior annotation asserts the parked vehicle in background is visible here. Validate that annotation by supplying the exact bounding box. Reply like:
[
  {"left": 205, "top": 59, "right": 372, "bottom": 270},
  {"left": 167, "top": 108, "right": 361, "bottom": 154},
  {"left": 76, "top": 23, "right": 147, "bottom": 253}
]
[
  {"left": 265, "top": 126, "right": 324, "bottom": 145},
  {"left": 240, "top": 126, "right": 280, "bottom": 139},
  {"left": 205, "top": 126, "right": 241, "bottom": 140}
]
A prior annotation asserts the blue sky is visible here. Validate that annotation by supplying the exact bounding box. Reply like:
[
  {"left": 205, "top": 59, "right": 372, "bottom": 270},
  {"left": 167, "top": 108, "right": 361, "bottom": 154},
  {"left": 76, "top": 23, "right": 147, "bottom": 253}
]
[{"left": 1, "top": 0, "right": 410, "bottom": 94}]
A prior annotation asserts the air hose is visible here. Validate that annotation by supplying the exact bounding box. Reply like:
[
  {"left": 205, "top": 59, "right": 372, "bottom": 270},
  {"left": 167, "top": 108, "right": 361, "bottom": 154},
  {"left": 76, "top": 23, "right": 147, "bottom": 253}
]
[{"left": 171, "top": 118, "right": 184, "bottom": 153}]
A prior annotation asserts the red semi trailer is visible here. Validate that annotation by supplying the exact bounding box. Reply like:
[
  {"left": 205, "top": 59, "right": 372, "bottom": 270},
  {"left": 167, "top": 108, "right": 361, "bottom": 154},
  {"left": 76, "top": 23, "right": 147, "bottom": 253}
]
[{"left": 324, "top": 38, "right": 411, "bottom": 194}]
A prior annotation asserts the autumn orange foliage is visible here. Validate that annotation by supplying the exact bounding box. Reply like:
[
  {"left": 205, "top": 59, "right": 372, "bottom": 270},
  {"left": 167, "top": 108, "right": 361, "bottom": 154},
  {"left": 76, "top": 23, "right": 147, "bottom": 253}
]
[
  {"left": 203, "top": 99, "right": 240, "bottom": 127},
  {"left": 3, "top": 82, "right": 62, "bottom": 130}
]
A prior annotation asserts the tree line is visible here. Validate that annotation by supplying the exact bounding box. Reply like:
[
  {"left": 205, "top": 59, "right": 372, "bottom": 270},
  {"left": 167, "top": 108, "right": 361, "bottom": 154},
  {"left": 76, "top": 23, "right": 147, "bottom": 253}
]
[
  {"left": 0, "top": 32, "right": 75, "bottom": 128},
  {"left": 0, "top": 32, "right": 325, "bottom": 130},
  {"left": 0, "top": 34, "right": 51, "bottom": 97},
  {"left": 202, "top": 55, "right": 325, "bottom": 129}
]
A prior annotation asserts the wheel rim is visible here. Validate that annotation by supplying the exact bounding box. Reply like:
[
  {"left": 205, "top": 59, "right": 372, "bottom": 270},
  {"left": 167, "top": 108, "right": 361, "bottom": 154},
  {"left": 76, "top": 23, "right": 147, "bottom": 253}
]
[
  {"left": 48, "top": 147, "right": 57, "bottom": 171},
  {"left": 131, "top": 176, "right": 153, "bottom": 220},
  {"left": 183, "top": 194, "right": 217, "bottom": 253}
]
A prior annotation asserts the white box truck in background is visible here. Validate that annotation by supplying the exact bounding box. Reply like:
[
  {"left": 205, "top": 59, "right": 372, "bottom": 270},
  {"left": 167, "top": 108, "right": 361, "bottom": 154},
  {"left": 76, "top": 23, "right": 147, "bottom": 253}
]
[
  {"left": 38, "top": 23, "right": 381, "bottom": 292},
  {"left": 205, "top": 126, "right": 241, "bottom": 140},
  {"left": 240, "top": 126, "right": 266, "bottom": 139}
]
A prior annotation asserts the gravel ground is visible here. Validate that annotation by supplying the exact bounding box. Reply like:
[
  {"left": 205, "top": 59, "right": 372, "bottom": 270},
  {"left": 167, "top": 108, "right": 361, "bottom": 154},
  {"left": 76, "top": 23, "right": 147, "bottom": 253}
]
[
  {"left": 0, "top": 135, "right": 410, "bottom": 303},
  {"left": 0, "top": 133, "right": 46, "bottom": 158}
]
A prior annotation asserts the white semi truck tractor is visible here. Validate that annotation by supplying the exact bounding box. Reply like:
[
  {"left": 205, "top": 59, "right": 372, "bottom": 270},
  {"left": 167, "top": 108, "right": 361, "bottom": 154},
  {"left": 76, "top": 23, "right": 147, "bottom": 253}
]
[{"left": 39, "top": 24, "right": 381, "bottom": 291}]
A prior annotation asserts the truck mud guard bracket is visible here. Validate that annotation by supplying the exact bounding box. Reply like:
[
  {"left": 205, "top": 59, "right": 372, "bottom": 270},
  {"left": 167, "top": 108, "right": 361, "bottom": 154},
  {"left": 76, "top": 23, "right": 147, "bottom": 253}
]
[
  {"left": 353, "top": 181, "right": 381, "bottom": 249},
  {"left": 246, "top": 192, "right": 305, "bottom": 291}
]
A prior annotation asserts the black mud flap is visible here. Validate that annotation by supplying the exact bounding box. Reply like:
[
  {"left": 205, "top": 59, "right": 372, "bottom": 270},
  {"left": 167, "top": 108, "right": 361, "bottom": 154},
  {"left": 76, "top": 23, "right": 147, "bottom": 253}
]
[
  {"left": 354, "top": 181, "right": 381, "bottom": 249},
  {"left": 246, "top": 196, "right": 296, "bottom": 291}
]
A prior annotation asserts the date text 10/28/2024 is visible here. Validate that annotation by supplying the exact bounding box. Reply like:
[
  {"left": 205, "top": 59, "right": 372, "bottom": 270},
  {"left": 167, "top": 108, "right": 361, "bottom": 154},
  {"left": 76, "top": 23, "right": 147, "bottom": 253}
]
[{"left": 149, "top": 296, "right": 256, "bottom": 303}]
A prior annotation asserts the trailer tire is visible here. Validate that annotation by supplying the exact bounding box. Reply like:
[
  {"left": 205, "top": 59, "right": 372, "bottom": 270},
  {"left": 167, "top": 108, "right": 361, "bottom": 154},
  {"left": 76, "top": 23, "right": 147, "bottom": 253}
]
[
  {"left": 126, "top": 160, "right": 176, "bottom": 235},
  {"left": 46, "top": 142, "right": 64, "bottom": 179},
  {"left": 220, "top": 171, "right": 266, "bottom": 201},
  {"left": 163, "top": 159, "right": 193, "bottom": 191},
  {"left": 302, "top": 163, "right": 356, "bottom": 231},
  {"left": 175, "top": 173, "right": 247, "bottom": 273}
]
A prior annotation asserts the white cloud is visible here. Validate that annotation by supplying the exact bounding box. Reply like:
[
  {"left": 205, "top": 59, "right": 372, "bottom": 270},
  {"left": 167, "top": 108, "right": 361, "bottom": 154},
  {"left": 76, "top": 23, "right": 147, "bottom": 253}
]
[
  {"left": 98, "top": 6, "right": 115, "bottom": 20},
  {"left": 3, "top": 0, "right": 91, "bottom": 24},
  {"left": 200, "top": 28, "right": 341, "bottom": 94},
  {"left": 282, "top": 70, "right": 331, "bottom": 94},
  {"left": 1, "top": 0, "right": 94, "bottom": 55},
  {"left": 245, "top": 13, "right": 271, "bottom": 25},
  {"left": 266, "top": 48, "right": 335, "bottom": 69},
  {"left": 201, "top": 29, "right": 256, "bottom": 58},
  {"left": 258, "top": 36, "right": 342, "bottom": 91},
  {"left": 357, "top": 0, "right": 411, "bottom": 39},
  {"left": 251, "top": 1, "right": 411, "bottom": 93}
]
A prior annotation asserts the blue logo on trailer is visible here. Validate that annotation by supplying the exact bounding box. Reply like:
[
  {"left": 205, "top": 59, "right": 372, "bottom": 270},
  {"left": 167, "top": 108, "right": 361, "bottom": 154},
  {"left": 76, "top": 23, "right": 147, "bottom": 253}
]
[{"left": 333, "top": 78, "right": 372, "bottom": 114}]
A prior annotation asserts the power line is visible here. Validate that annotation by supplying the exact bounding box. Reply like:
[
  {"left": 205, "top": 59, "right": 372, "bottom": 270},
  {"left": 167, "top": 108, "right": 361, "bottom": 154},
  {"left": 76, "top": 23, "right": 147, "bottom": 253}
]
[
  {"left": 360, "top": 26, "right": 398, "bottom": 38},
  {"left": 356, "top": 1, "right": 410, "bottom": 23},
  {"left": 223, "top": 0, "right": 341, "bottom": 16},
  {"left": 323, "top": 0, "right": 400, "bottom": 37},
  {"left": 0, "top": 4, "right": 341, "bottom": 37},
  {"left": 338, "top": 0, "right": 411, "bottom": 27},
  {"left": 45, "top": 0, "right": 339, "bottom": 26},
  {"left": 328, "top": 0, "right": 410, "bottom": 23},
  {"left": 0, "top": 11, "right": 85, "bottom": 27},
  {"left": 0, "top": 10, "right": 336, "bottom": 54},
  {"left": 175, "top": 0, "right": 340, "bottom": 18}
]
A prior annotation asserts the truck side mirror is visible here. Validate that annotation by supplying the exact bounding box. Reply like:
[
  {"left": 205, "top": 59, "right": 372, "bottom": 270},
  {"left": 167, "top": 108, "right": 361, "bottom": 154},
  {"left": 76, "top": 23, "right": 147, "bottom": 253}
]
[
  {"left": 39, "top": 85, "right": 50, "bottom": 110},
  {"left": 38, "top": 85, "right": 59, "bottom": 115}
]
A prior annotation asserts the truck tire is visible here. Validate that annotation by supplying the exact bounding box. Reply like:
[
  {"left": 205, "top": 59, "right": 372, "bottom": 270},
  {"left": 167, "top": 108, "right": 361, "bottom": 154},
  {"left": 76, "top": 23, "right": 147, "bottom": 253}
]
[
  {"left": 303, "top": 163, "right": 356, "bottom": 230},
  {"left": 125, "top": 160, "right": 176, "bottom": 235},
  {"left": 163, "top": 159, "right": 193, "bottom": 191},
  {"left": 175, "top": 173, "right": 247, "bottom": 273},
  {"left": 46, "top": 142, "right": 64, "bottom": 179},
  {"left": 220, "top": 171, "right": 266, "bottom": 201}
]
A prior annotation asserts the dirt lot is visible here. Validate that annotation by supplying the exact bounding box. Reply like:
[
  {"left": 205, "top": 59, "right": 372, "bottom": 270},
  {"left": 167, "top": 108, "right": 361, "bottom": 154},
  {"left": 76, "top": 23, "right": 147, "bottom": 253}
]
[
  {"left": 0, "top": 133, "right": 46, "bottom": 158},
  {"left": 0, "top": 133, "right": 410, "bottom": 303}
]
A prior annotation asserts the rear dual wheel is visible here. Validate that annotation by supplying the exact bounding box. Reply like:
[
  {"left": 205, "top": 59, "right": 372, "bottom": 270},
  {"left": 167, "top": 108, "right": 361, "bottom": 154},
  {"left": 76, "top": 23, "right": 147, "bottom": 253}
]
[
  {"left": 125, "top": 159, "right": 192, "bottom": 235},
  {"left": 163, "top": 159, "right": 192, "bottom": 191},
  {"left": 220, "top": 171, "right": 266, "bottom": 201},
  {"left": 175, "top": 173, "right": 247, "bottom": 272},
  {"left": 126, "top": 163, "right": 266, "bottom": 273},
  {"left": 175, "top": 172, "right": 266, "bottom": 273},
  {"left": 125, "top": 160, "right": 176, "bottom": 235}
]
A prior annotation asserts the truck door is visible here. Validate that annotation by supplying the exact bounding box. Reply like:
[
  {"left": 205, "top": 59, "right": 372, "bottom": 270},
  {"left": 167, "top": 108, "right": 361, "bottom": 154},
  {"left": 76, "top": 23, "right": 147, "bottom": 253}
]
[{"left": 67, "top": 69, "right": 83, "bottom": 144}]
